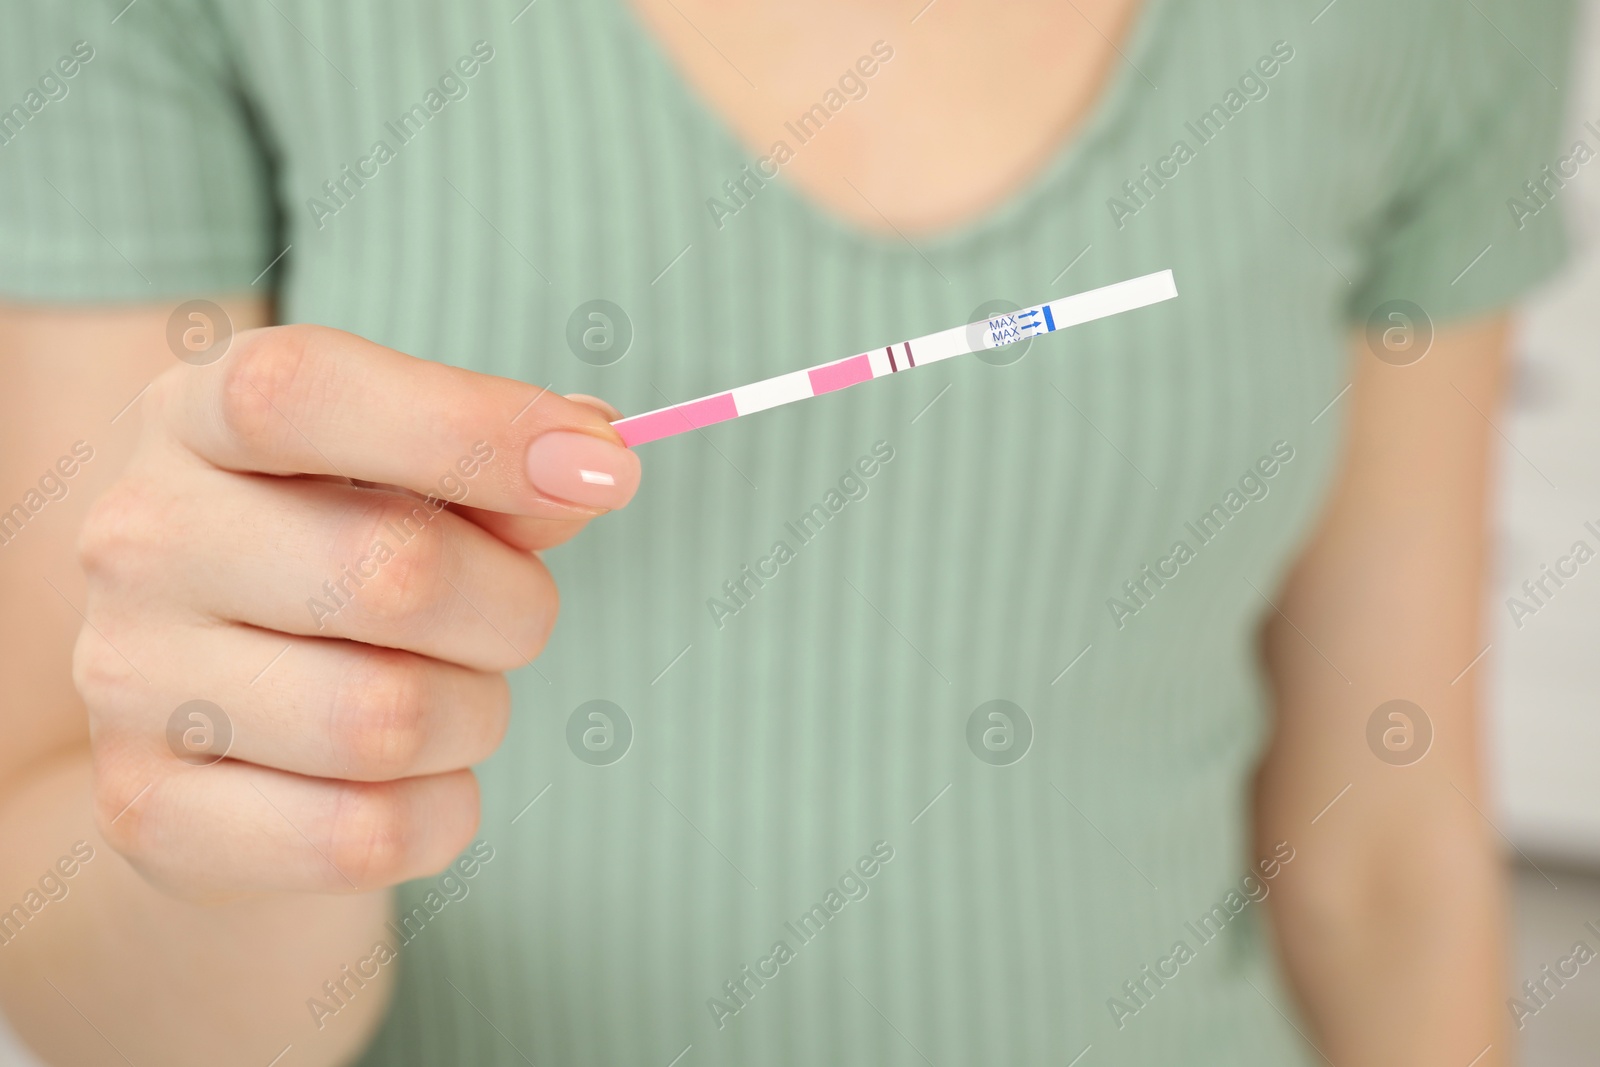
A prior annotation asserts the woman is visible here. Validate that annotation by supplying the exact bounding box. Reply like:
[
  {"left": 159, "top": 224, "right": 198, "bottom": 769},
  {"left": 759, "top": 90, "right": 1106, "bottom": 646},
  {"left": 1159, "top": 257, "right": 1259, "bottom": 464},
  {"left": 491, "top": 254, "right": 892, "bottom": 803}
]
[{"left": 0, "top": 0, "right": 1576, "bottom": 1063}]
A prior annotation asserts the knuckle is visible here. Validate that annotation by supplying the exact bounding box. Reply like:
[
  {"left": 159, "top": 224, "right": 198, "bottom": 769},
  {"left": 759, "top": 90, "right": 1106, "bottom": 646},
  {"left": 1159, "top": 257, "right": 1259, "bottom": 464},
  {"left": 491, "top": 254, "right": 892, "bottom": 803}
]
[
  {"left": 339, "top": 495, "right": 449, "bottom": 636},
  {"left": 433, "top": 773, "right": 482, "bottom": 869},
  {"left": 71, "top": 626, "right": 137, "bottom": 710},
  {"left": 511, "top": 576, "right": 558, "bottom": 668},
  {"left": 327, "top": 785, "right": 411, "bottom": 887},
  {"left": 76, "top": 481, "right": 159, "bottom": 582},
  {"left": 479, "top": 674, "right": 513, "bottom": 755},
  {"left": 141, "top": 364, "right": 187, "bottom": 423},
  {"left": 89, "top": 758, "right": 150, "bottom": 859},
  {"left": 214, "top": 326, "right": 316, "bottom": 457},
  {"left": 331, "top": 650, "right": 432, "bottom": 779},
  {"left": 451, "top": 673, "right": 513, "bottom": 763},
  {"left": 475, "top": 568, "right": 558, "bottom": 673}
]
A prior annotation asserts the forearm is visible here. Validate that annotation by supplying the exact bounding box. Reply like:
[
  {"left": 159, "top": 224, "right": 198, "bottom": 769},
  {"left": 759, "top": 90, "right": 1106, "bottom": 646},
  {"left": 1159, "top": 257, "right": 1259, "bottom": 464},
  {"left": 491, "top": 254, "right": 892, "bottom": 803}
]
[
  {"left": 1260, "top": 754, "right": 1508, "bottom": 1065},
  {"left": 0, "top": 746, "right": 395, "bottom": 1067},
  {"left": 1255, "top": 463, "right": 1509, "bottom": 1065},
  {"left": 1253, "top": 317, "right": 1515, "bottom": 1065}
]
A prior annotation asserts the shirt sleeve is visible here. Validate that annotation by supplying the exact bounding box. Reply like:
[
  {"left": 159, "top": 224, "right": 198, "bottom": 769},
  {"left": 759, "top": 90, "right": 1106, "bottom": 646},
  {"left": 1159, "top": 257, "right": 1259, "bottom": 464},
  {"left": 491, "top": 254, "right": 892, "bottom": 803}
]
[
  {"left": 1349, "top": 0, "right": 1579, "bottom": 325},
  {"left": 0, "top": 0, "right": 277, "bottom": 302}
]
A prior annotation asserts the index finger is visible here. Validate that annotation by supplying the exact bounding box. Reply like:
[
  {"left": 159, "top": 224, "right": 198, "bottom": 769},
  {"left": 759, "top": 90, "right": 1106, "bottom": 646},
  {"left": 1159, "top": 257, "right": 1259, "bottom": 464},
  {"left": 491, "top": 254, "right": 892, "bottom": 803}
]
[{"left": 160, "top": 324, "right": 640, "bottom": 517}]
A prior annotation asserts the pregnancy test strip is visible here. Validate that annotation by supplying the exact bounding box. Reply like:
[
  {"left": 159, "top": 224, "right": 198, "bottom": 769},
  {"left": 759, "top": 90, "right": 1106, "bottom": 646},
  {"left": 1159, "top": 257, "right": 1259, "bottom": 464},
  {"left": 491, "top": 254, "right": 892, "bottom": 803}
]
[{"left": 613, "top": 268, "right": 1177, "bottom": 447}]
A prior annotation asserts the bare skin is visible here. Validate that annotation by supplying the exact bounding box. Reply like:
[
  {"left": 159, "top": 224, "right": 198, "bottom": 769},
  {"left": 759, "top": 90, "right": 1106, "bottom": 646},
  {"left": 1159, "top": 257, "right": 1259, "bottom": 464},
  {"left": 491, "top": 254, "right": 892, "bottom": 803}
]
[
  {"left": 0, "top": 1, "right": 1511, "bottom": 1063},
  {"left": 1254, "top": 314, "right": 1514, "bottom": 1067},
  {"left": 0, "top": 303, "right": 640, "bottom": 1065},
  {"left": 629, "top": 0, "right": 1144, "bottom": 235}
]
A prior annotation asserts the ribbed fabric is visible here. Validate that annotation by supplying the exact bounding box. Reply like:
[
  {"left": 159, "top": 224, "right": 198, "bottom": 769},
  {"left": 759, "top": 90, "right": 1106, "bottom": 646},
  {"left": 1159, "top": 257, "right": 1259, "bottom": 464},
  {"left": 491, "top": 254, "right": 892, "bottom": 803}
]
[{"left": 0, "top": 1, "right": 1575, "bottom": 1063}]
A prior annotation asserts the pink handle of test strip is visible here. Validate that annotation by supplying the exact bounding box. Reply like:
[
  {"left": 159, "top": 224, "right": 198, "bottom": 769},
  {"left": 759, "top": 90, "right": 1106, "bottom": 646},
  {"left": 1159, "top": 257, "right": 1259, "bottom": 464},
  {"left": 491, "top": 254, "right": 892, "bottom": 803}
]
[{"left": 612, "top": 269, "right": 1178, "bottom": 447}]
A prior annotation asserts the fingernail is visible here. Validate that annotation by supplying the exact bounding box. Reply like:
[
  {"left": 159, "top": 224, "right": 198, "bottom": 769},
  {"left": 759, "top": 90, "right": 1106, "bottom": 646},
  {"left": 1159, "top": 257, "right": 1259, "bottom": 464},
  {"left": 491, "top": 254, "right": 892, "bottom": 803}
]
[
  {"left": 564, "top": 393, "right": 624, "bottom": 421},
  {"left": 525, "top": 431, "right": 640, "bottom": 509}
]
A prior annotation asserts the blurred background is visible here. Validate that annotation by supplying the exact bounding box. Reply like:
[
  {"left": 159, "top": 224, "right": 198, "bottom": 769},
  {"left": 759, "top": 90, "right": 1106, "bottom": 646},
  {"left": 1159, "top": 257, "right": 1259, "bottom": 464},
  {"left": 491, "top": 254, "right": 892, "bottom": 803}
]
[{"left": 1496, "top": 0, "right": 1600, "bottom": 1061}]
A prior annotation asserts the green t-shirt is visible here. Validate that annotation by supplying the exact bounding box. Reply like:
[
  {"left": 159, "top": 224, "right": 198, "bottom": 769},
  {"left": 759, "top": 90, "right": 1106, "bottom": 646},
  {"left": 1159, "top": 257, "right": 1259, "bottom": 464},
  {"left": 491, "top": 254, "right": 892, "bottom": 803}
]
[{"left": 0, "top": 0, "right": 1575, "bottom": 1063}]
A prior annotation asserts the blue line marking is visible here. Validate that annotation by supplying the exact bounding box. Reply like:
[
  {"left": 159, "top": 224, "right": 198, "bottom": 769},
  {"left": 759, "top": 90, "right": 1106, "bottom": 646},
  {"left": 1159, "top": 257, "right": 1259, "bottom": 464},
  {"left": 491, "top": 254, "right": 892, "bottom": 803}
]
[{"left": 1042, "top": 305, "right": 1056, "bottom": 332}]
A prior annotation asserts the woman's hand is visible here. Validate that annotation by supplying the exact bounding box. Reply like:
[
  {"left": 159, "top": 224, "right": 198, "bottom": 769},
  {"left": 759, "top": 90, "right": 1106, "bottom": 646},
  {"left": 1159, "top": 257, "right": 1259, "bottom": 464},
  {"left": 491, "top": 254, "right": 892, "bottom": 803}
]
[{"left": 72, "top": 324, "right": 638, "bottom": 898}]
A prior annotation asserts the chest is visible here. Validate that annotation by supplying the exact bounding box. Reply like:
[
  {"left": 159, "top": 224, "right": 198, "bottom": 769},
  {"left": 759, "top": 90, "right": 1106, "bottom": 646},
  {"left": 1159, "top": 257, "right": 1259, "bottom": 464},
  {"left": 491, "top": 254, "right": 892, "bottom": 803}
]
[{"left": 622, "top": 0, "right": 1146, "bottom": 234}]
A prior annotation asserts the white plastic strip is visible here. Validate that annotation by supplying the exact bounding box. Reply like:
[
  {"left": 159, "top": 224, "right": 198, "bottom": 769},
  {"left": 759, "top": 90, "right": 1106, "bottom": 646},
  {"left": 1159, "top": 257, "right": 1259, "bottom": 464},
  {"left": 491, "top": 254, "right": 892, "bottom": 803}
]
[{"left": 614, "top": 269, "right": 1178, "bottom": 447}]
